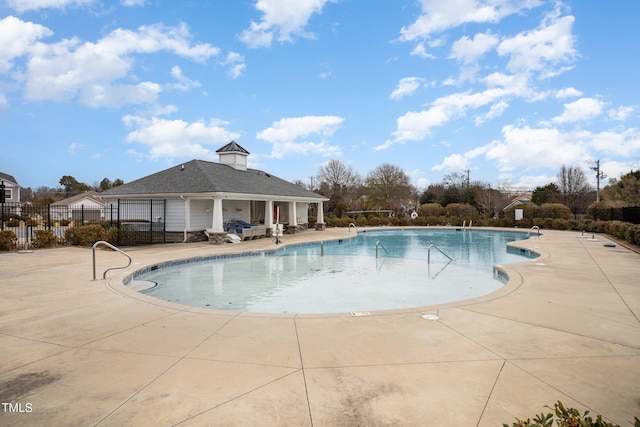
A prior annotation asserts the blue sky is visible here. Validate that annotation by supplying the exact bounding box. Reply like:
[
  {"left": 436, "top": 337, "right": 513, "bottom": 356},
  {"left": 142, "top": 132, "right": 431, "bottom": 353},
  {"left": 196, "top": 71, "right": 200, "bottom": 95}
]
[{"left": 1, "top": 0, "right": 639, "bottom": 192}]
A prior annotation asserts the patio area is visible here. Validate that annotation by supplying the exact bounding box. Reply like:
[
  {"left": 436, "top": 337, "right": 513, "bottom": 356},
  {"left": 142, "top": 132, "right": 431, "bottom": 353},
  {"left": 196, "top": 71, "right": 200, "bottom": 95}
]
[{"left": 0, "top": 228, "right": 639, "bottom": 426}]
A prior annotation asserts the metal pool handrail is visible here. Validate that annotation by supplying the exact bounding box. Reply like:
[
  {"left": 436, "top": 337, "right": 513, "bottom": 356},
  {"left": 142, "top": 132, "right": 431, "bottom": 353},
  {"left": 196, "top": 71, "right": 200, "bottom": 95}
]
[
  {"left": 348, "top": 222, "right": 359, "bottom": 233},
  {"left": 427, "top": 244, "right": 453, "bottom": 264},
  {"left": 92, "top": 240, "right": 132, "bottom": 280},
  {"left": 526, "top": 225, "right": 540, "bottom": 238},
  {"left": 375, "top": 240, "right": 390, "bottom": 258}
]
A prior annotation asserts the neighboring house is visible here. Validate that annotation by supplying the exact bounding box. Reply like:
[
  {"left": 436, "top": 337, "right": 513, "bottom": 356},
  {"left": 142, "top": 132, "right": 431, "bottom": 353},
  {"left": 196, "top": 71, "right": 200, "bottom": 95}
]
[
  {"left": 99, "top": 141, "right": 329, "bottom": 244},
  {"left": 51, "top": 191, "right": 106, "bottom": 222},
  {"left": 0, "top": 172, "right": 21, "bottom": 203},
  {"left": 503, "top": 194, "right": 538, "bottom": 212}
]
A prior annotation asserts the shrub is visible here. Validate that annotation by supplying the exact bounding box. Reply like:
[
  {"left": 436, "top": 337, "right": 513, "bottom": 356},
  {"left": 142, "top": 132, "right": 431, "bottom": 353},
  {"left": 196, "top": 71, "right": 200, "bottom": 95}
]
[
  {"left": 355, "top": 214, "right": 368, "bottom": 227},
  {"left": 413, "top": 217, "right": 426, "bottom": 226},
  {"left": 31, "top": 229, "right": 57, "bottom": 249},
  {"left": 418, "top": 203, "right": 444, "bottom": 217},
  {"left": 65, "top": 224, "right": 106, "bottom": 246},
  {"left": 446, "top": 203, "right": 475, "bottom": 219},
  {"left": 368, "top": 216, "right": 389, "bottom": 226},
  {"left": 587, "top": 201, "right": 617, "bottom": 221},
  {"left": 6, "top": 218, "right": 20, "bottom": 227},
  {"left": 551, "top": 218, "right": 569, "bottom": 230},
  {"left": 0, "top": 230, "right": 17, "bottom": 251},
  {"left": 504, "top": 400, "right": 639, "bottom": 427},
  {"left": 538, "top": 203, "right": 572, "bottom": 219}
]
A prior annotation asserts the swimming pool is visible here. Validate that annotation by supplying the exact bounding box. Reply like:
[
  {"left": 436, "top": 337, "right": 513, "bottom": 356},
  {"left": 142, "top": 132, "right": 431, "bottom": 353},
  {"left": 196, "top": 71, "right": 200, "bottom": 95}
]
[{"left": 131, "top": 228, "right": 537, "bottom": 314}]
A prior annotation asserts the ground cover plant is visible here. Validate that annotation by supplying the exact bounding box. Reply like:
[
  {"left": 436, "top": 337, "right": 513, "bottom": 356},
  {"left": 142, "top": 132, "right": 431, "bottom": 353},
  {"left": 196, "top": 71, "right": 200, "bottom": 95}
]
[{"left": 504, "top": 401, "right": 640, "bottom": 427}]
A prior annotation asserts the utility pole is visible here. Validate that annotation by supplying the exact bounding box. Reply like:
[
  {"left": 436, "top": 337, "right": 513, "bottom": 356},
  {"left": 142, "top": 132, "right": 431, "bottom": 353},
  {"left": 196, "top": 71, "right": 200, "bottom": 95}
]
[
  {"left": 588, "top": 160, "right": 606, "bottom": 202},
  {"left": 465, "top": 169, "right": 470, "bottom": 189}
]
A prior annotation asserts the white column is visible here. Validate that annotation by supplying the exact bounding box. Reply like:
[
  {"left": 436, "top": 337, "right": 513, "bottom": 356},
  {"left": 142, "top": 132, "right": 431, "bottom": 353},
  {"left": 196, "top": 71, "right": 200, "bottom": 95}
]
[
  {"left": 316, "top": 201, "right": 324, "bottom": 223},
  {"left": 265, "top": 200, "right": 274, "bottom": 228},
  {"left": 289, "top": 202, "right": 297, "bottom": 226},
  {"left": 212, "top": 197, "right": 224, "bottom": 232},
  {"left": 183, "top": 197, "right": 190, "bottom": 242}
]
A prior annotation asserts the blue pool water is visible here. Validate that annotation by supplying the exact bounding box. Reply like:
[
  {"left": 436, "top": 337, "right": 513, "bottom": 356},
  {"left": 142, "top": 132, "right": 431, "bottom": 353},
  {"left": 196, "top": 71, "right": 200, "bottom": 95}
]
[{"left": 132, "top": 228, "right": 537, "bottom": 314}]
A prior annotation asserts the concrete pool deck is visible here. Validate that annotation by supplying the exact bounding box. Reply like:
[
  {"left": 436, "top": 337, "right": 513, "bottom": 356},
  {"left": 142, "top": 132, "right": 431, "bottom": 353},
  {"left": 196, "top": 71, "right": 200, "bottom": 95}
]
[{"left": 0, "top": 227, "right": 639, "bottom": 426}]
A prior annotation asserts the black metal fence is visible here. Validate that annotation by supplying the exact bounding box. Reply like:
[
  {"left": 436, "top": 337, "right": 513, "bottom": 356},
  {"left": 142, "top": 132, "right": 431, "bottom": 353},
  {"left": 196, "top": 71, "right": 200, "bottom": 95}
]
[
  {"left": 591, "top": 206, "right": 640, "bottom": 224},
  {"left": 0, "top": 199, "right": 166, "bottom": 247}
]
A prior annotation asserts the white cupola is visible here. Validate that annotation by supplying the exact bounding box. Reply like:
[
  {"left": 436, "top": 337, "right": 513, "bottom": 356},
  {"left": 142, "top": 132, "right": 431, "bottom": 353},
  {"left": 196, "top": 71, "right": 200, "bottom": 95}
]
[{"left": 216, "top": 141, "right": 249, "bottom": 171}]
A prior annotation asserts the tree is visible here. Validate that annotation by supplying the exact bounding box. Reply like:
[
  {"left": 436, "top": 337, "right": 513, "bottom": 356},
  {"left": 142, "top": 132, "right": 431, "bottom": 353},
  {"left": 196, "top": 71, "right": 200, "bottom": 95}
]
[
  {"left": 364, "top": 163, "right": 416, "bottom": 214},
  {"left": 59, "top": 175, "right": 90, "bottom": 196},
  {"left": 532, "top": 183, "right": 561, "bottom": 205},
  {"left": 556, "top": 165, "right": 591, "bottom": 215},
  {"left": 474, "top": 184, "right": 508, "bottom": 218},
  {"left": 97, "top": 177, "right": 125, "bottom": 191},
  {"left": 316, "top": 160, "right": 362, "bottom": 214},
  {"left": 420, "top": 184, "right": 445, "bottom": 205},
  {"left": 601, "top": 170, "right": 640, "bottom": 206},
  {"left": 99, "top": 178, "right": 112, "bottom": 191}
]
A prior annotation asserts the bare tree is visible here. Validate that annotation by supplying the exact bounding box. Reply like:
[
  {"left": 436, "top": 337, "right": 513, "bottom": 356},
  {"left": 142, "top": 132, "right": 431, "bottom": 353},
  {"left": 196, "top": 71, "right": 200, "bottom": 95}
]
[
  {"left": 316, "top": 159, "right": 360, "bottom": 190},
  {"left": 315, "top": 160, "right": 362, "bottom": 215},
  {"left": 474, "top": 184, "right": 508, "bottom": 218},
  {"left": 364, "top": 163, "right": 416, "bottom": 214},
  {"left": 557, "top": 165, "right": 592, "bottom": 215}
]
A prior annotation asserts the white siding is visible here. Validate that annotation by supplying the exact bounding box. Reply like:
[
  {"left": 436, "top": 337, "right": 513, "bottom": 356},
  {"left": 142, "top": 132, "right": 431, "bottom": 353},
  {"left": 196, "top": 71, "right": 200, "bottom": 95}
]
[
  {"left": 165, "top": 199, "right": 185, "bottom": 232},
  {"left": 223, "top": 200, "right": 251, "bottom": 223},
  {"left": 190, "top": 199, "right": 213, "bottom": 230}
]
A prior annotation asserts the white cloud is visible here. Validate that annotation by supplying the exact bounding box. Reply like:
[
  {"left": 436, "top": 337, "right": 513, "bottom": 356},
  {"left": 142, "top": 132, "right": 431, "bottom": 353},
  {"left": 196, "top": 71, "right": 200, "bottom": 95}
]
[
  {"left": 449, "top": 31, "right": 498, "bottom": 64},
  {"left": 484, "top": 125, "right": 590, "bottom": 172},
  {"left": 475, "top": 100, "right": 509, "bottom": 125},
  {"left": 399, "top": 0, "right": 542, "bottom": 42},
  {"left": 167, "top": 66, "right": 201, "bottom": 92},
  {"left": 0, "top": 16, "right": 53, "bottom": 74},
  {"left": 6, "top": 0, "right": 94, "bottom": 13},
  {"left": 389, "top": 77, "right": 424, "bottom": 100},
  {"left": 585, "top": 129, "right": 640, "bottom": 156},
  {"left": 68, "top": 142, "right": 84, "bottom": 154},
  {"left": 121, "top": 0, "right": 145, "bottom": 6},
  {"left": 19, "top": 22, "right": 219, "bottom": 107},
  {"left": 257, "top": 115, "right": 344, "bottom": 158},
  {"left": 497, "top": 9, "right": 577, "bottom": 76},
  {"left": 123, "top": 116, "right": 241, "bottom": 160},
  {"left": 601, "top": 160, "right": 640, "bottom": 181},
  {"left": 608, "top": 105, "right": 636, "bottom": 121},
  {"left": 410, "top": 43, "right": 436, "bottom": 59},
  {"left": 240, "top": 0, "right": 336, "bottom": 48},
  {"left": 432, "top": 153, "right": 470, "bottom": 172},
  {"left": 433, "top": 144, "right": 489, "bottom": 172},
  {"left": 379, "top": 86, "right": 514, "bottom": 150},
  {"left": 220, "top": 52, "right": 246, "bottom": 79},
  {"left": 555, "top": 87, "right": 583, "bottom": 99},
  {"left": 552, "top": 97, "right": 604, "bottom": 124}
]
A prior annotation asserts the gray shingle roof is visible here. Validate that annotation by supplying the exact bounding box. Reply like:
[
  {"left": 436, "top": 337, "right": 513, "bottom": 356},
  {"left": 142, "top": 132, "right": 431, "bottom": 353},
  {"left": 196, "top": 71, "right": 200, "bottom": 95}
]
[
  {"left": 0, "top": 172, "right": 19, "bottom": 185},
  {"left": 216, "top": 141, "right": 249, "bottom": 154},
  {"left": 100, "top": 160, "right": 327, "bottom": 200}
]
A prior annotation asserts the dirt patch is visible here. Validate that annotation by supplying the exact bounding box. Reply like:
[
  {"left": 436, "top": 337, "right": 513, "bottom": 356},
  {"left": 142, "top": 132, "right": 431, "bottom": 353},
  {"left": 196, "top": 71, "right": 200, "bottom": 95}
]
[
  {"left": 334, "top": 379, "right": 401, "bottom": 427},
  {"left": 0, "top": 371, "right": 60, "bottom": 402}
]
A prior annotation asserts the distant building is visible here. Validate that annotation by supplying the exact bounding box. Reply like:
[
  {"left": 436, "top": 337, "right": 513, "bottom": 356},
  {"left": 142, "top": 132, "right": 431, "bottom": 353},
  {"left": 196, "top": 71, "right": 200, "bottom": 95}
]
[
  {"left": 51, "top": 191, "right": 105, "bottom": 222},
  {"left": 0, "top": 172, "right": 21, "bottom": 203},
  {"left": 503, "top": 194, "right": 538, "bottom": 212}
]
